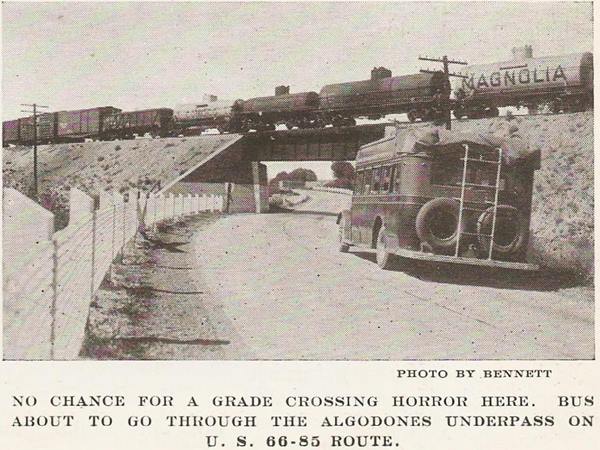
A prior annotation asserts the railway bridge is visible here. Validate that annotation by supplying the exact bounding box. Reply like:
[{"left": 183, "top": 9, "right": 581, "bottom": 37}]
[
  {"left": 161, "top": 123, "right": 400, "bottom": 213},
  {"left": 242, "top": 123, "right": 388, "bottom": 161}
]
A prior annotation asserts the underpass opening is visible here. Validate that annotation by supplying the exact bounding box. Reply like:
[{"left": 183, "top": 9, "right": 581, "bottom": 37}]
[{"left": 264, "top": 160, "right": 354, "bottom": 216}]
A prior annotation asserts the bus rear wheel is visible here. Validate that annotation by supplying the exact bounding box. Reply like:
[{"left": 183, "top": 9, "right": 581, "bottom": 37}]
[
  {"left": 415, "top": 198, "right": 464, "bottom": 254},
  {"left": 376, "top": 227, "right": 395, "bottom": 270}
]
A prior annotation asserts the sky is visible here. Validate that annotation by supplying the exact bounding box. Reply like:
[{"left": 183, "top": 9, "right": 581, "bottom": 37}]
[{"left": 2, "top": 1, "right": 593, "bottom": 179}]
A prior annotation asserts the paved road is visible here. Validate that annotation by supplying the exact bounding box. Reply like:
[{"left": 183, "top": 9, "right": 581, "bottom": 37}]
[
  {"left": 287, "top": 188, "right": 351, "bottom": 215},
  {"left": 193, "top": 212, "right": 594, "bottom": 360}
]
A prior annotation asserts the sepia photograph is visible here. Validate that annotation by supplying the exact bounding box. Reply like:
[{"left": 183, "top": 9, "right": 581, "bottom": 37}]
[{"left": 2, "top": 1, "right": 594, "bottom": 361}]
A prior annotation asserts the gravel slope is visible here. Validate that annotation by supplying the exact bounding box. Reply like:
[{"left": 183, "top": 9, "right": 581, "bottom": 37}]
[{"left": 3, "top": 135, "right": 240, "bottom": 227}]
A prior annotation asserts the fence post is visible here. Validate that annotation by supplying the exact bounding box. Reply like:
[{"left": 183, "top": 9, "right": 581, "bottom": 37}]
[
  {"left": 153, "top": 195, "right": 158, "bottom": 228},
  {"left": 111, "top": 202, "right": 116, "bottom": 277},
  {"left": 51, "top": 238, "right": 58, "bottom": 360},
  {"left": 90, "top": 210, "right": 97, "bottom": 300},
  {"left": 122, "top": 196, "right": 126, "bottom": 253}
]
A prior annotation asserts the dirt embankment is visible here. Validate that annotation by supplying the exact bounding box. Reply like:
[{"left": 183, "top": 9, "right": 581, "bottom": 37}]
[
  {"left": 83, "top": 214, "right": 229, "bottom": 360},
  {"left": 2, "top": 135, "right": 240, "bottom": 228},
  {"left": 451, "top": 112, "right": 593, "bottom": 279}
]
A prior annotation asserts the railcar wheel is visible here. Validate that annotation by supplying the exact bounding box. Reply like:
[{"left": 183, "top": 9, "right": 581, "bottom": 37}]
[
  {"left": 488, "top": 107, "right": 499, "bottom": 117},
  {"left": 375, "top": 227, "right": 395, "bottom": 270},
  {"left": 453, "top": 108, "right": 466, "bottom": 120},
  {"left": 415, "top": 198, "right": 465, "bottom": 254},
  {"left": 477, "top": 205, "right": 527, "bottom": 260}
]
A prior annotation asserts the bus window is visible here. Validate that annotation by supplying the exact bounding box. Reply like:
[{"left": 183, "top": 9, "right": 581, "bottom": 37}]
[
  {"left": 363, "top": 169, "right": 372, "bottom": 194},
  {"left": 355, "top": 171, "right": 364, "bottom": 194},
  {"left": 382, "top": 166, "right": 391, "bottom": 192},
  {"left": 431, "top": 157, "right": 463, "bottom": 186},
  {"left": 372, "top": 168, "right": 381, "bottom": 192},
  {"left": 393, "top": 163, "right": 402, "bottom": 192},
  {"left": 432, "top": 157, "right": 506, "bottom": 189}
]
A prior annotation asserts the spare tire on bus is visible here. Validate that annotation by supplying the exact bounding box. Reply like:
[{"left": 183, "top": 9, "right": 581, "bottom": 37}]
[
  {"left": 477, "top": 205, "right": 528, "bottom": 260},
  {"left": 415, "top": 198, "right": 465, "bottom": 254}
]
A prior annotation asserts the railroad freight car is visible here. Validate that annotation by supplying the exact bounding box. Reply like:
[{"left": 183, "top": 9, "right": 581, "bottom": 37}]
[
  {"left": 56, "top": 106, "right": 121, "bottom": 142},
  {"left": 231, "top": 89, "right": 320, "bottom": 131},
  {"left": 2, "top": 119, "right": 20, "bottom": 146},
  {"left": 101, "top": 108, "right": 174, "bottom": 139},
  {"left": 318, "top": 69, "right": 449, "bottom": 124},
  {"left": 173, "top": 95, "right": 234, "bottom": 133},
  {"left": 37, "top": 112, "right": 57, "bottom": 144},
  {"left": 18, "top": 116, "right": 35, "bottom": 144},
  {"left": 451, "top": 52, "right": 593, "bottom": 118}
]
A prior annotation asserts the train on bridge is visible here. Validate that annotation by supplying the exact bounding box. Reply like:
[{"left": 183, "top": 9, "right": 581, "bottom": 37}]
[{"left": 2, "top": 49, "right": 593, "bottom": 147}]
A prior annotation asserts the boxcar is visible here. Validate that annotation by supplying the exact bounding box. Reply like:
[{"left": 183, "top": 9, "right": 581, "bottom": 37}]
[
  {"left": 2, "top": 119, "right": 21, "bottom": 146},
  {"left": 338, "top": 127, "right": 540, "bottom": 271},
  {"left": 57, "top": 106, "right": 121, "bottom": 141},
  {"left": 18, "top": 116, "right": 36, "bottom": 144},
  {"left": 37, "top": 112, "right": 58, "bottom": 144},
  {"left": 102, "top": 108, "right": 174, "bottom": 139}
]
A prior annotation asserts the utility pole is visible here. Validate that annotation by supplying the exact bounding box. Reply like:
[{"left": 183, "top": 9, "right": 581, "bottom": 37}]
[
  {"left": 418, "top": 55, "right": 468, "bottom": 130},
  {"left": 21, "top": 103, "right": 49, "bottom": 197}
]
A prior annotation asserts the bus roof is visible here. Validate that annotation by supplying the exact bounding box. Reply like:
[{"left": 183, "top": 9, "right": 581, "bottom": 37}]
[{"left": 356, "top": 127, "right": 540, "bottom": 169}]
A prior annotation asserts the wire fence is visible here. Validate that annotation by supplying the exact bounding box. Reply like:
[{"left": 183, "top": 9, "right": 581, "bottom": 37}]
[{"left": 3, "top": 190, "right": 224, "bottom": 360}]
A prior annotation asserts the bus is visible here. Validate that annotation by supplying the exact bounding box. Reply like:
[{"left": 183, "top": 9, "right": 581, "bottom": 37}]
[{"left": 337, "top": 127, "right": 540, "bottom": 271}]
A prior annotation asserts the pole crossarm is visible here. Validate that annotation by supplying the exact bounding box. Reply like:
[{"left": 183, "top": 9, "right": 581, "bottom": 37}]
[
  {"left": 418, "top": 56, "right": 468, "bottom": 65},
  {"left": 418, "top": 55, "right": 468, "bottom": 130}
]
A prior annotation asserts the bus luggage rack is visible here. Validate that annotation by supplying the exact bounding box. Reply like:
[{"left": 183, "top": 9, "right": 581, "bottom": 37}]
[{"left": 455, "top": 144, "right": 503, "bottom": 259}]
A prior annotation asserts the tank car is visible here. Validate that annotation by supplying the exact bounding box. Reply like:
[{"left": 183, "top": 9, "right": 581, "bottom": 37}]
[
  {"left": 173, "top": 95, "right": 234, "bottom": 134},
  {"left": 451, "top": 52, "right": 593, "bottom": 118},
  {"left": 318, "top": 70, "right": 448, "bottom": 124},
  {"left": 231, "top": 89, "right": 320, "bottom": 132}
]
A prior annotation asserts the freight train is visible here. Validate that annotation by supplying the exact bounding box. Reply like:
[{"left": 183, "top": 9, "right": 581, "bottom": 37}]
[
  {"left": 1, "top": 68, "right": 447, "bottom": 146},
  {"left": 2, "top": 50, "right": 593, "bottom": 146}
]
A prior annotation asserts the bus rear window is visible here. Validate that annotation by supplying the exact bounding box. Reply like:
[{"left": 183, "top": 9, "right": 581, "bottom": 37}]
[{"left": 432, "top": 157, "right": 505, "bottom": 189}]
